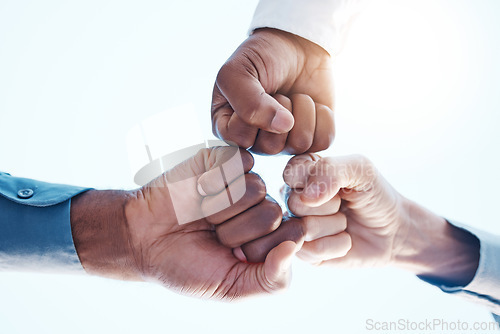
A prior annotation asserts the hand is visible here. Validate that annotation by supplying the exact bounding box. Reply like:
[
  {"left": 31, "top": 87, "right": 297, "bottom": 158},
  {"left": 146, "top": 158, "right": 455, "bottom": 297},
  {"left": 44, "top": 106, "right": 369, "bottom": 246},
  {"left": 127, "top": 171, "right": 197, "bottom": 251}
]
[
  {"left": 212, "top": 28, "right": 335, "bottom": 155},
  {"left": 282, "top": 154, "right": 480, "bottom": 286},
  {"left": 71, "top": 146, "right": 298, "bottom": 301}
]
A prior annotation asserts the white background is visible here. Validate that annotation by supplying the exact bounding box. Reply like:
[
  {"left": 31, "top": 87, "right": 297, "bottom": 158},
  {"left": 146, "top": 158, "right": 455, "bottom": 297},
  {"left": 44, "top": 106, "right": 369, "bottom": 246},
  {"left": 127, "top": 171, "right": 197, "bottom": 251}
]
[{"left": 1, "top": 0, "right": 500, "bottom": 333}]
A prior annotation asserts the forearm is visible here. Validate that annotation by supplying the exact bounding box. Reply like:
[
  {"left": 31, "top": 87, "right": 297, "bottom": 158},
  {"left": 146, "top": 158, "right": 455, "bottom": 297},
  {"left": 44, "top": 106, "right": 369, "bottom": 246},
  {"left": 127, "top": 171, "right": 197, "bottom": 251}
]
[
  {"left": 393, "top": 198, "right": 480, "bottom": 287},
  {"left": 70, "top": 190, "right": 142, "bottom": 281}
]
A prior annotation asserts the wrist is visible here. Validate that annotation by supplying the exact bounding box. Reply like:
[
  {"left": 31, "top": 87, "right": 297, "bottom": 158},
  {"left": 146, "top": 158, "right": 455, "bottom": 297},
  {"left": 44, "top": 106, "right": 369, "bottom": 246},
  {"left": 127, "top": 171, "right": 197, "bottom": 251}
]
[
  {"left": 392, "top": 199, "right": 479, "bottom": 286},
  {"left": 70, "top": 190, "right": 142, "bottom": 281}
]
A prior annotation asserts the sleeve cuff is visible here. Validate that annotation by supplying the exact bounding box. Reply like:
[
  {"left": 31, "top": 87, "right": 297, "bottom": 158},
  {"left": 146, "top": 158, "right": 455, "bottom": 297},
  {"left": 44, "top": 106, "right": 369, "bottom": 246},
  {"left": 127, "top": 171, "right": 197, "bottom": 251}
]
[
  {"left": 0, "top": 172, "right": 91, "bottom": 273},
  {"left": 249, "top": 0, "right": 365, "bottom": 56},
  {"left": 419, "top": 220, "right": 500, "bottom": 316}
]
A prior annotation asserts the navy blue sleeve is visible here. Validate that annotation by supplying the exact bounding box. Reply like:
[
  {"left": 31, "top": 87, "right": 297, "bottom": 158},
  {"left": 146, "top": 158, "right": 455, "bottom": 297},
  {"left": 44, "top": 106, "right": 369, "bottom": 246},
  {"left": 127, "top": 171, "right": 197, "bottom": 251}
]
[
  {"left": 0, "top": 172, "right": 91, "bottom": 272},
  {"left": 419, "top": 220, "right": 500, "bottom": 323}
]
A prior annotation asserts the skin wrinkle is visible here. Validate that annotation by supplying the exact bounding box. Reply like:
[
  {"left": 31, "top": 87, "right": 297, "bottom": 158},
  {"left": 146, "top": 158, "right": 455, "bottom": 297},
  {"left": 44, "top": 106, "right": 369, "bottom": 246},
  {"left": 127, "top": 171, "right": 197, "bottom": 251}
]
[
  {"left": 199, "top": 254, "right": 237, "bottom": 299},
  {"left": 247, "top": 35, "right": 276, "bottom": 87},
  {"left": 280, "top": 34, "right": 304, "bottom": 92},
  {"left": 216, "top": 262, "right": 246, "bottom": 301},
  {"left": 215, "top": 198, "right": 280, "bottom": 248},
  {"left": 122, "top": 193, "right": 144, "bottom": 279},
  {"left": 388, "top": 200, "right": 415, "bottom": 264},
  {"left": 257, "top": 261, "right": 283, "bottom": 294},
  {"left": 250, "top": 32, "right": 299, "bottom": 95},
  {"left": 243, "top": 48, "right": 265, "bottom": 85}
]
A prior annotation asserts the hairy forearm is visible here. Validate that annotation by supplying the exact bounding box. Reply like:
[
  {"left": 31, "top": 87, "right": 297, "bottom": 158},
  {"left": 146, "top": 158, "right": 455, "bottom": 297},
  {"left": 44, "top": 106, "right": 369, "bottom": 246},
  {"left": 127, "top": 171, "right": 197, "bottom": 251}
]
[
  {"left": 394, "top": 199, "right": 480, "bottom": 287},
  {"left": 70, "top": 190, "right": 142, "bottom": 281}
]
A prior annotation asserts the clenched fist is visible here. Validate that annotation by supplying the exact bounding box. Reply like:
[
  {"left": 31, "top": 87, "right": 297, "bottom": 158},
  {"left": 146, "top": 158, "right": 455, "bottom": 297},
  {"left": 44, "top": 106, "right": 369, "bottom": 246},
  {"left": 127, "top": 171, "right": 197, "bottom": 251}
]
[
  {"left": 212, "top": 28, "right": 335, "bottom": 155},
  {"left": 71, "top": 147, "right": 299, "bottom": 300}
]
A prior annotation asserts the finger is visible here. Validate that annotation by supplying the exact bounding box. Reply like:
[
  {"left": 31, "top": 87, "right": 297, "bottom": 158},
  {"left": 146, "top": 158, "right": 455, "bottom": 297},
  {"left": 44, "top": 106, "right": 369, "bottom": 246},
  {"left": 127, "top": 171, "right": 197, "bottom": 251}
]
[
  {"left": 282, "top": 153, "right": 321, "bottom": 188},
  {"left": 301, "top": 155, "right": 376, "bottom": 207},
  {"left": 296, "top": 232, "right": 352, "bottom": 264},
  {"left": 202, "top": 172, "right": 266, "bottom": 224},
  {"left": 301, "top": 213, "right": 347, "bottom": 242},
  {"left": 239, "top": 216, "right": 305, "bottom": 263},
  {"left": 251, "top": 130, "right": 288, "bottom": 156},
  {"left": 216, "top": 195, "right": 282, "bottom": 248},
  {"left": 215, "top": 61, "right": 294, "bottom": 133},
  {"left": 285, "top": 189, "right": 341, "bottom": 217},
  {"left": 316, "top": 252, "right": 357, "bottom": 268},
  {"left": 284, "top": 94, "right": 316, "bottom": 154},
  {"left": 197, "top": 147, "right": 254, "bottom": 196},
  {"left": 226, "top": 240, "right": 297, "bottom": 299},
  {"left": 250, "top": 94, "right": 291, "bottom": 155},
  {"left": 212, "top": 106, "right": 259, "bottom": 149},
  {"left": 308, "top": 103, "right": 335, "bottom": 153},
  {"left": 258, "top": 240, "right": 298, "bottom": 293}
]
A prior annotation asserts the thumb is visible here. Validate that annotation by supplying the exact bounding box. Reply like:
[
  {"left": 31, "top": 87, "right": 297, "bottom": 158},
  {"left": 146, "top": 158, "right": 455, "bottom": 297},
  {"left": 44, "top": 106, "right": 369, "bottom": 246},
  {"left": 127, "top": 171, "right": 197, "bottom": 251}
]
[
  {"left": 258, "top": 240, "right": 298, "bottom": 293},
  {"left": 216, "top": 62, "right": 294, "bottom": 134}
]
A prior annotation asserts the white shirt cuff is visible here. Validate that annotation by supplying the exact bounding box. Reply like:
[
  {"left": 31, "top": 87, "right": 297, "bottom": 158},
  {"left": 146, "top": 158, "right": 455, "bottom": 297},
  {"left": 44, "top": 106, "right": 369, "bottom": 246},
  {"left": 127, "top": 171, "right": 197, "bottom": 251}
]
[{"left": 249, "top": 0, "right": 364, "bottom": 56}]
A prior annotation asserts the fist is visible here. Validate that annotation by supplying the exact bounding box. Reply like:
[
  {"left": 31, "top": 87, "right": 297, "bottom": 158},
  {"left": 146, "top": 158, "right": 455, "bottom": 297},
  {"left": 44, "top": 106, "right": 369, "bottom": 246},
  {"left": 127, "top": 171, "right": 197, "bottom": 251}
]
[{"left": 212, "top": 28, "right": 335, "bottom": 155}]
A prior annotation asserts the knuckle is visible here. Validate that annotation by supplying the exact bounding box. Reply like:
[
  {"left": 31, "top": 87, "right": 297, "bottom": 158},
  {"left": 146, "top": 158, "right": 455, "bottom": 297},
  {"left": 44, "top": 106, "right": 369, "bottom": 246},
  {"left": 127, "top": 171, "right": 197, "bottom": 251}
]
[
  {"left": 254, "top": 139, "right": 285, "bottom": 155},
  {"left": 310, "top": 139, "right": 330, "bottom": 153},
  {"left": 193, "top": 148, "right": 213, "bottom": 170},
  {"left": 287, "top": 135, "right": 312, "bottom": 154},
  {"left": 215, "top": 225, "right": 234, "bottom": 248},
  {"left": 337, "top": 213, "right": 347, "bottom": 231},
  {"left": 291, "top": 93, "right": 314, "bottom": 104},
  {"left": 313, "top": 129, "right": 335, "bottom": 152},
  {"left": 285, "top": 194, "right": 297, "bottom": 213},
  {"left": 288, "top": 194, "right": 305, "bottom": 216},
  {"left": 273, "top": 94, "right": 292, "bottom": 110},
  {"left": 312, "top": 104, "right": 335, "bottom": 152},
  {"left": 282, "top": 162, "right": 298, "bottom": 187},
  {"left": 286, "top": 202, "right": 298, "bottom": 216},
  {"left": 310, "top": 240, "right": 326, "bottom": 256},
  {"left": 229, "top": 134, "right": 255, "bottom": 149},
  {"left": 315, "top": 158, "right": 333, "bottom": 177},
  {"left": 259, "top": 200, "right": 283, "bottom": 233},
  {"left": 239, "top": 149, "right": 254, "bottom": 170},
  {"left": 263, "top": 146, "right": 284, "bottom": 155},
  {"left": 339, "top": 232, "right": 352, "bottom": 256},
  {"left": 301, "top": 216, "right": 316, "bottom": 235},
  {"left": 332, "top": 195, "right": 342, "bottom": 211},
  {"left": 317, "top": 103, "right": 334, "bottom": 114},
  {"left": 355, "top": 154, "right": 377, "bottom": 181},
  {"left": 286, "top": 217, "right": 306, "bottom": 244},
  {"left": 354, "top": 154, "right": 372, "bottom": 168},
  {"left": 296, "top": 249, "right": 315, "bottom": 264},
  {"left": 245, "top": 173, "right": 267, "bottom": 197},
  {"left": 196, "top": 147, "right": 212, "bottom": 160},
  {"left": 296, "top": 247, "right": 310, "bottom": 258}
]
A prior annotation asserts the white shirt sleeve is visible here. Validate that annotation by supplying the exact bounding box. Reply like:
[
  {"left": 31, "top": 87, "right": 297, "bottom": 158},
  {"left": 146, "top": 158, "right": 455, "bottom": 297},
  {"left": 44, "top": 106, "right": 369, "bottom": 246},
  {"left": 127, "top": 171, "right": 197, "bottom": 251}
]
[
  {"left": 422, "top": 221, "right": 500, "bottom": 316},
  {"left": 249, "top": 0, "right": 365, "bottom": 56}
]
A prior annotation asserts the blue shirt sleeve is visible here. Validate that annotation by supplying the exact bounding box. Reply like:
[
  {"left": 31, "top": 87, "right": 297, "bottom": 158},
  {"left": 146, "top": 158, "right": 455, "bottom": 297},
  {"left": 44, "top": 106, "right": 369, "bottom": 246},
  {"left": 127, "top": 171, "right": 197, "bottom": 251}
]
[
  {"left": 419, "top": 220, "right": 500, "bottom": 322},
  {"left": 0, "top": 172, "right": 91, "bottom": 272}
]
